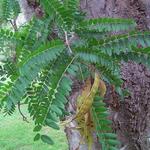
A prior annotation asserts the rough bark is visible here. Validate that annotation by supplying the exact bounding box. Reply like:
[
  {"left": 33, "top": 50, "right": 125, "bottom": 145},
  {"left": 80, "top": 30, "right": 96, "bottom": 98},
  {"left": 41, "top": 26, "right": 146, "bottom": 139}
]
[
  {"left": 80, "top": 0, "right": 150, "bottom": 150},
  {"left": 16, "top": 0, "right": 34, "bottom": 27},
  {"left": 118, "top": 62, "right": 150, "bottom": 150},
  {"left": 80, "top": 0, "right": 150, "bottom": 29}
]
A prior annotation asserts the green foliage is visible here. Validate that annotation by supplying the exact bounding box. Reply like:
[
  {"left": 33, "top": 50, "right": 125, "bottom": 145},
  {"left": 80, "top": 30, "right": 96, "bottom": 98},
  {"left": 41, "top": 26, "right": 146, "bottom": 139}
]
[
  {"left": 0, "top": 0, "right": 20, "bottom": 22},
  {"left": 24, "top": 16, "right": 53, "bottom": 50},
  {"left": 4, "top": 41, "right": 65, "bottom": 114},
  {"left": 0, "top": 0, "right": 150, "bottom": 149},
  {"left": 92, "top": 96, "right": 119, "bottom": 150},
  {"left": 41, "top": 0, "right": 74, "bottom": 31},
  {"left": 78, "top": 18, "right": 137, "bottom": 35}
]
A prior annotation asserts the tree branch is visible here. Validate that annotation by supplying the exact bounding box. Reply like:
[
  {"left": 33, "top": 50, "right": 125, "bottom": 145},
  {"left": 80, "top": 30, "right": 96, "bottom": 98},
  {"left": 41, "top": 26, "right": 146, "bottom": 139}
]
[
  {"left": 18, "top": 102, "right": 29, "bottom": 123},
  {"left": 64, "top": 31, "right": 73, "bottom": 55}
]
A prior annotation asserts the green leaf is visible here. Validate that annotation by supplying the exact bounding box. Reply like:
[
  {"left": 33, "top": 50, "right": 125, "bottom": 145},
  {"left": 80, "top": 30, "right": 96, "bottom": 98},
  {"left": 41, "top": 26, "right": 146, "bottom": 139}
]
[
  {"left": 33, "top": 125, "right": 42, "bottom": 132},
  {"left": 92, "top": 97, "right": 119, "bottom": 148},
  {"left": 45, "top": 119, "right": 60, "bottom": 130},
  {"left": 47, "top": 112, "right": 59, "bottom": 122},
  {"left": 51, "top": 104, "right": 63, "bottom": 116},
  {"left": 109, "top": 146, "right": 118, "bottom": 150},
  {"left": 34, "top": 133, "right": 41, "bottom": 141},
  {"left": 101, "top": 133, "right": 117, "bottom": 139},
  {"left": 41, "top": 135, "right": 54, "bottom": 145},
  {"left": 107, "top": 139, "right": 120, "bottom": 146}
]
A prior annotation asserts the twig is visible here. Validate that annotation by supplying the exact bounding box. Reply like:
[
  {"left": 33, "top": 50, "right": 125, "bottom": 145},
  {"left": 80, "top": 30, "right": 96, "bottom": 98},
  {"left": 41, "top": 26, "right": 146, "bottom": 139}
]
[
  {"left": 9, "top": 19, "right": 18, "bottom": 63},
  {"left": 79, "top": 64, "right": 85, "bottom": 84},
  {"left": 18, "top": 102, "right": 29, "bottom": 123},
  {"left": 120, "top": 145, "right": 128, "bottom": 150},
  {"left": 64, "top": 31, "right": 73, "bottom": 55},
  {"left": 9, "top": 19, "right": 18, "bottom": 32}
]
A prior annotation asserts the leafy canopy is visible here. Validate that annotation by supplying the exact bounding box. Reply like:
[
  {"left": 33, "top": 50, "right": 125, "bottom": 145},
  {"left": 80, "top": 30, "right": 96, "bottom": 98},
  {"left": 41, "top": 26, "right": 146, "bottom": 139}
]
[{"left": 0, "top": 0, "right": 150, "bottom": 149}]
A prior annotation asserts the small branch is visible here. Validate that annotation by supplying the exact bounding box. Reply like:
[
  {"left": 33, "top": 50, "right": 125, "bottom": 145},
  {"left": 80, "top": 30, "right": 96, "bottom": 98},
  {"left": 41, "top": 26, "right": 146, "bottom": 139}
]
[
  {"left": 9, "top": 19, "right": 18, "bottom": 32},
  {"left": 18, "top": 102, "right": 29, "bottom": 123},
  {"left": 120, "top": 145, "right": 128, "bottom": 150},
  {"left": 9, "top": 18, "right": 18, "bottom": 63},
  {"left": 79, "top": 64, "right": 85, "bottom": 84},
  {"left": 64, "top": 31, "right": 73, "bottom": 55},
  {"left": 69, "top": 32, "right": 76, "bottom": 44}
]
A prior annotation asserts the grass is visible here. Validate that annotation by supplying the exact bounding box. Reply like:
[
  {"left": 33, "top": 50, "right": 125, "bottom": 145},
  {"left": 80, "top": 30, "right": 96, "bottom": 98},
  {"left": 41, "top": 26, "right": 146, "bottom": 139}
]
[{"left": 0, "top": 105, "right": 68, "bottom": 150}]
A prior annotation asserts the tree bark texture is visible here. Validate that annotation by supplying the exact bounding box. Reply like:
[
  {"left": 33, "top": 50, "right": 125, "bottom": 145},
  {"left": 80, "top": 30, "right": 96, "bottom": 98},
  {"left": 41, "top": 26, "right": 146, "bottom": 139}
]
[
  {"left": 80, "top": 0, "right": 150, "bottom": 29},
  {"left": 66, "top": 0, "right": 150, "bottom": 150},
  {"left": 16, "top": 0, "right": 34, "bottom": 26}
]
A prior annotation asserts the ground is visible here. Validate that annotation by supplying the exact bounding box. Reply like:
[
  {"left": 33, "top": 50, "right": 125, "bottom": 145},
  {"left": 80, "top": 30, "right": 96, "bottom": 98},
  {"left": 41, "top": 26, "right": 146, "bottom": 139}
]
[{"left": 0, "top": 105, "right": 68, "bottom": 150}]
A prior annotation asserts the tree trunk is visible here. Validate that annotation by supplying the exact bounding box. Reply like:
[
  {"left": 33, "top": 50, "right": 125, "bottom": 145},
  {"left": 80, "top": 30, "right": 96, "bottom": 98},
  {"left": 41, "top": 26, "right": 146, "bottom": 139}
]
[
  {"left": 66, "top": 0, "right": 150, "bottom": 150},
  {"left": 16, "top": 0, "right": 34, "bottom": 27}
]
